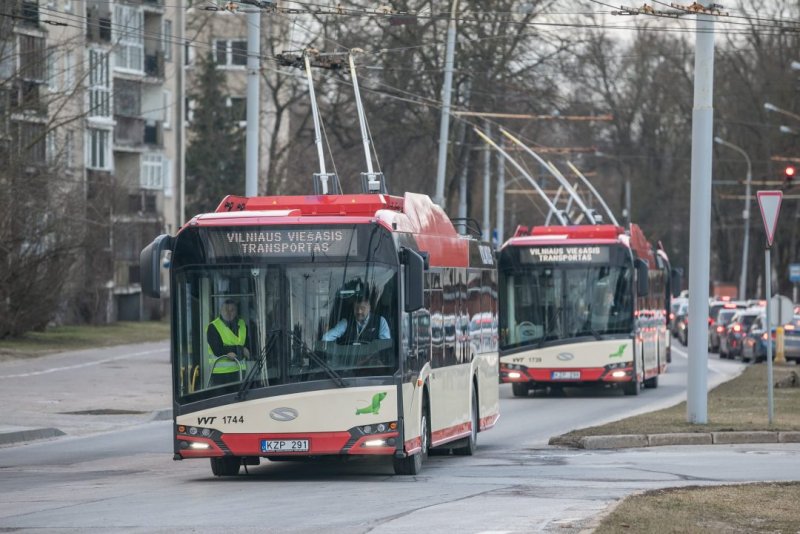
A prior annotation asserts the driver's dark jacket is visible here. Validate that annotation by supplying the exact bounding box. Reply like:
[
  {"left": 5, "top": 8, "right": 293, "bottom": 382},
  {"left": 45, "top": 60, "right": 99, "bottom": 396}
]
[{"left": 338, "top": 314, "right": 382, "bottom": 345}]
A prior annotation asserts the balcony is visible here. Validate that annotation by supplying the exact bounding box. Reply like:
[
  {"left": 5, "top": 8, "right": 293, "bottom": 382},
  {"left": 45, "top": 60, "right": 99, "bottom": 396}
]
[
  {"left": 114, "top": 116, "right": 163, "bottom": 149},
  {"left": 144, "top": 51, "right": 165, "bottom": 79}
]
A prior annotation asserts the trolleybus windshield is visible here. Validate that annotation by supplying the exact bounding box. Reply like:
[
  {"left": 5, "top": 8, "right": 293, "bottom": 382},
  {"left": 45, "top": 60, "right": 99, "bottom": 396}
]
[
  {"left": 500, "top": 246, "right": 633, "bottom": 351},
  {"left": 170, "top": 225, "right": 399, "bottom": 403}
]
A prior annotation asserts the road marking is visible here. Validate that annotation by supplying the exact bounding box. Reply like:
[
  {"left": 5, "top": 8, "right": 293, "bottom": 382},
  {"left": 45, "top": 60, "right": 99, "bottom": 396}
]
[{"left": 0, "top": 349, "right": 165, "bottom": 379}]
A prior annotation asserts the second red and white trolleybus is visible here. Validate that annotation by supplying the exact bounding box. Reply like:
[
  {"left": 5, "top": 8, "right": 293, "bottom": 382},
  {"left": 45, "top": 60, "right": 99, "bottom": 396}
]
[{"left": 498, "top": 223, "right": 676, "bottom": 396}]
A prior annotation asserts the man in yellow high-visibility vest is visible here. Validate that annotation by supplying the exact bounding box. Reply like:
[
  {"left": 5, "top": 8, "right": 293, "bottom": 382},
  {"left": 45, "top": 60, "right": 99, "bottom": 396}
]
[{"left": 207, "top": 298, "right": 256, "bottom": 386}]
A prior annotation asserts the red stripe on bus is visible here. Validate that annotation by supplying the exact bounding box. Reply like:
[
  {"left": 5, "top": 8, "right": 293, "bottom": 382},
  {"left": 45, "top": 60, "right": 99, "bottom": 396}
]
[
  {"left": 431, "top": 422, "right": 472, "bottom": 447},
  {"left": 480, "top": 413, "right": 499, "bottom": 431},
  {"left": 526, "top": 368, "right": 606, "bottom": 382}
]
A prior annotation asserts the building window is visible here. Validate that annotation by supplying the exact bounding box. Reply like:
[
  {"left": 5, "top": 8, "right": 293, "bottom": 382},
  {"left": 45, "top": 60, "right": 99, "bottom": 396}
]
[
  {"left": 184, "top": 41, "right": 194, "bottom": 66},
  {"left": 16, "top": 121, "right": 46, "bottom": 163},
  {"left": 46, "top": 49, "right": 59, "bottom": 92},
  {"left": 141, "top": 152, "right": 163, "bottom": 189},
  {"left": 114, "top": 5, "right": 144, "bottom": 72},
  {"left": 214, "top": 39, "right": 247, "bottom": 67},
  {"left": 163, "top": 20, "right": 172, "bottom": 61},
  {"left": 163, "top": 157, "right": 173, "bottom": 198},
  {"left": 64, "top": 51, "right": 74, "bottom": 90},
  {"left": 88, "top": 49, "right": 111, "bottom": 118},
  {"left": 86, "top": 128, "right": 111, "bottom": 170}
]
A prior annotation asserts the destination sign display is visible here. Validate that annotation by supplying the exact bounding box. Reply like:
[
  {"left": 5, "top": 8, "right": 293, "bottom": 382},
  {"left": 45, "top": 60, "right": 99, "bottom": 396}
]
[
  {"left": 521, "top": 246, "right": 611, "bottom": 264},
  {"left": 205, "top": 228, "right": 358, "bottom": 258}
]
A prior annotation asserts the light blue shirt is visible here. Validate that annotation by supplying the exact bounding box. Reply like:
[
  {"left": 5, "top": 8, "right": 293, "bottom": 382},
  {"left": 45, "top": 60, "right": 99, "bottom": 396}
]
[{"left": 322, "top": 315, "right": 391, "bottom": 341}]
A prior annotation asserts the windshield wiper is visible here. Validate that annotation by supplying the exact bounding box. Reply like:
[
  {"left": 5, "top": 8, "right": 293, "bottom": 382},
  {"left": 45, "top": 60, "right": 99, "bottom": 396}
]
[
  {"left": 236, "top": 329, "right": 280, "bottom": 401},
  {"left": 289, "top": 332, "right": 348, "bottom": 388}
]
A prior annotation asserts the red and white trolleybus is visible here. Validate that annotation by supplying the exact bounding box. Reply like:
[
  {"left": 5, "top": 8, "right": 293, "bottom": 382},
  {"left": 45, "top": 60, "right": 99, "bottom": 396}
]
[
  {"left": 498, "top": 223, "right": 677, "bottom": 396},
  {"left": 141, "top": 192, "right": 499, "bottom": 476}
]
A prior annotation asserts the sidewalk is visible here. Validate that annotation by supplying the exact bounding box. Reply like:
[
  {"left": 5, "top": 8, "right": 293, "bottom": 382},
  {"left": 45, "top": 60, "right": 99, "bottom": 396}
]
[{"left": 0, "top": 341, "right": 171, "bottom": 446}]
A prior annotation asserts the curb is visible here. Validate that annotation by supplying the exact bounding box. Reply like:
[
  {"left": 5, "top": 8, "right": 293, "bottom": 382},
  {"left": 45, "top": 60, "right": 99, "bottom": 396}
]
[
  {"left": 561, "top": 431, "right": 800, "bottom": 449},
  {"left": 0, "top": 427, "right": 66, "bottom": 446},
  {"left": 150, "top": 408, "right": 173, "bottom": 422}
]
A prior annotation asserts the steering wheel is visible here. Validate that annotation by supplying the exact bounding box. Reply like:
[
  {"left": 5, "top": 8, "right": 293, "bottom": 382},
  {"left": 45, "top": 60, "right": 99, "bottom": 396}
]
[{"left": 517, "top": 321, "right": 538, "bottom": 339}]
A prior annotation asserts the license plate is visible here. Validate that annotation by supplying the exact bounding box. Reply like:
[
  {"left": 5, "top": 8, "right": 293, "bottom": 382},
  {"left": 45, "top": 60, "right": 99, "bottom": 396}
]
[
  {"left": 551, "top": 371, "right": 580, "bottom": 380},
  {"left": 261, "top": 439, "right": 309, "bottom": 453}
]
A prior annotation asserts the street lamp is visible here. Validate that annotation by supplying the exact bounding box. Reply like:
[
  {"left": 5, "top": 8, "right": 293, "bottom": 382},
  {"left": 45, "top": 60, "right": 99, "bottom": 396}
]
[
  {"left": 764, "top": 102, "right": 800, "bottom": 123},
  {"left": 714, "top": 137, "right": 752, "bottom": 300}
]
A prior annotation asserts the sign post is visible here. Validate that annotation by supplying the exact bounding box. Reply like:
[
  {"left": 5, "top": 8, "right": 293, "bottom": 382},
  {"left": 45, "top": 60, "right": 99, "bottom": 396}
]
[{"left": 757, "top": 191, "right": 782, "bottom": 425}]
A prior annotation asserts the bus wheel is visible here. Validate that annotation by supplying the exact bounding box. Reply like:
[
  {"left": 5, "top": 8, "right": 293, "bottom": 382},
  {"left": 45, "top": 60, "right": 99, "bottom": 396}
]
[
  {"left": 512, "top": 382, "right": 530, "bottom": 397},
  {"left": 210, "top": 456, "right": 241, "bottom": 476},
  {"left": 393, "top": 400, "right": 429, "bottom": 475},
  {"left": 644, "top": 375, "right": 659, "bottom": 389},
  {"left": 453, "top": 388, "right": 478, "bottom": 456},
  {"left": 623, "top": 377, "right": 641, "bottom": 396}
]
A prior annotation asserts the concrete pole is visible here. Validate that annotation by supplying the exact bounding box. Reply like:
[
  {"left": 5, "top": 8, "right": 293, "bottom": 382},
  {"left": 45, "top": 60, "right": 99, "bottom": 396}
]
[
  {"left": 434, "top": 0, "right": 458, "bottom": 207},
  {"left": 482, "top": 121, "right": 491, "bottom": 241},
  {"left": 687, "top": 9, "right": 715, "bottom": 425},
  {"left": 496, "top": 141, "right": 505, "bottom": 246},
  {"left": 177, "top": 1, "right": 185, "bottom": 224},
  {"left": 245, "top": 10, "right": 260, "bottom": 197}
]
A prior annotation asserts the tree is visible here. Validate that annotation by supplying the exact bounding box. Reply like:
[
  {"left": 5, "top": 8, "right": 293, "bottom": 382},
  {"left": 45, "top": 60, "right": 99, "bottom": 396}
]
[{"left": 186, "top": 52, "right": 246, "bottom": 216}]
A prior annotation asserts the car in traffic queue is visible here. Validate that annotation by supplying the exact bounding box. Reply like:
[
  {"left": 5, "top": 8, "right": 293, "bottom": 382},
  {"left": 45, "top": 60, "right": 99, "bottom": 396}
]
[
  {"left": 719, "top": 309, "right": 761, "bottom": 359},
  {"left": 708, "top": 308, "right": 738, "bottom": 353},
  {"left": 675, "top": 301, "right": 689, "bottom": 346},
  {"left": 779, "top": 316, "right": 800, "bottom": 363},
  {"left": 669, "top": 297, "right": 688, "bottom": 338},
  {"left": 707, "top": 301, "right": 745, "bottom": 351}
]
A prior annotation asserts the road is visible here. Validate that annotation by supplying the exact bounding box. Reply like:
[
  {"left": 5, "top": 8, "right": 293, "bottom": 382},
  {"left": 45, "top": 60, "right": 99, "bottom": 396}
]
[{"left": 1, "top": 341, "right": 798, "bottom": 533}]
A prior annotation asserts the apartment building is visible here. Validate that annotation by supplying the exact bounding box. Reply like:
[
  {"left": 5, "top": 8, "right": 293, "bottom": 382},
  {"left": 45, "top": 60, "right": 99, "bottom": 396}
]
[{"left": 1, "top": 0, "right": 184, "bottom": 323}]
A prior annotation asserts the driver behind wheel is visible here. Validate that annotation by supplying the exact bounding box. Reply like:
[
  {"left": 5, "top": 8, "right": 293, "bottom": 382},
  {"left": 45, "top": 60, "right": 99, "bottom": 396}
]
[{"left": 322, "top": 293, "right": 390, "bottom": 344}]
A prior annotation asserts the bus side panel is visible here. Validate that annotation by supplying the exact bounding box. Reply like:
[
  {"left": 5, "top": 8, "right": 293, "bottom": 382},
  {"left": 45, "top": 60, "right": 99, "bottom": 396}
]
[
  {"left": 476, "top": 351, "right": 500, "bottom": 430},
  {"left": 428, "top": 362, "right": 473, "bottom": 446}
]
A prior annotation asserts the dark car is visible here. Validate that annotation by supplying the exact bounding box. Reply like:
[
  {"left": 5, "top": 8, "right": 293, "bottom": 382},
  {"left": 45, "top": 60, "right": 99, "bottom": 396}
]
[
  {"left": 742, "top": 313, "right": 771, "bottom": 362},
  {"left": 708, "top": 308, "right": 738, "bottom": 353},
  {"left": 670, "top": 298, "right": 687, "bottom": 337},
  {"left": 719, "top": 309, "right": 761, "bottom": 359},
  {"left": 675, "top": 301, "right": 689, "bottom": 346},
  {"left": 707, "top": 301, "right": 745, "bottom": 351}
]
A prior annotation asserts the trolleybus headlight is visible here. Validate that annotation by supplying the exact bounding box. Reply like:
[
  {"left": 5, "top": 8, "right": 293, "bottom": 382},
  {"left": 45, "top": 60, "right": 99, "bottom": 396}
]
[
  {"left": 189, "top": 442, "right": 211, "bottom": 450},
  {"left": 201, "top": 428, "right": 212, "bottom": 437},
  {"left": 364, "top": 439, "right": 386, "bottom": 447},
  {"left": 377, "top": 423, "right": 386, "bottom": 432},
  {"left": 611, "top": 371, "right": 627, "bottom": 378},
  {"left": 508, "top": 371, "right": 522, "bottom": 379},
  {"left": 363, "top": 425, "right": 372, "bottom": 434},
  {"left": 188, "top": 426, "right": 198, "bottom": 436}
]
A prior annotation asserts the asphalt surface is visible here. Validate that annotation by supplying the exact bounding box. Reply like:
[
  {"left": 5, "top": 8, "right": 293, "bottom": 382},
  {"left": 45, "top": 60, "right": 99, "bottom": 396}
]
[{"left": 0, "top": 342, "right": 171, "bottom": 444}]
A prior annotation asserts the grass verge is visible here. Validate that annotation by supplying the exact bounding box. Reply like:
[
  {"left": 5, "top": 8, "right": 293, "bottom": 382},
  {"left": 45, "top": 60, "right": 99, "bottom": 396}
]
[
  {"left": 550, "top": 364, "right": 800, "bottom": 447},
  {"left": 593, "top": 482, "right": 800, "bottom": 533},
  {"left": 0, "top": 321, "right": 170, "bottom": 360}
]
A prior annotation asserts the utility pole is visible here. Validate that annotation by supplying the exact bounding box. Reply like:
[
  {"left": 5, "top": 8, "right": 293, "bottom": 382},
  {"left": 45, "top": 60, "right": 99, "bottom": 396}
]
[
  {"left": 434, "top": 0, "right": 458, "bottom": 207},
  {"left": 245, "top": 9, "right": 260, "bottom": 197},
  {"left": 687, "top": 3, "right": 716, "bottom": 425},
  {"left": 482, "top": 121, "right": 491, "bottom": 242}
]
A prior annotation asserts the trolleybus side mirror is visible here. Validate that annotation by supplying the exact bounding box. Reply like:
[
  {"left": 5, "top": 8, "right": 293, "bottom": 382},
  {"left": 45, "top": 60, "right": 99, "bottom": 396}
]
[
  {"left": 634, "top": 258, "right": 649, "bottom": 297},
  {"left": 401, "top": 247, "right": 425, "bottom": 313},
  {"left": 670, "top": 267, "right": 683, "bottom": 297},
  {"left": 140, "top": 234, "right": 175, "bottom": 299}
]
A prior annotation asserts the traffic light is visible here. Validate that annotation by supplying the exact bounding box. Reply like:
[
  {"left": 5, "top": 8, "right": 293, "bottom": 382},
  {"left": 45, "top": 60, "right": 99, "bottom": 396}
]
[{"left": 785, "top": 165, "right": 796, "bottom": 188}]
